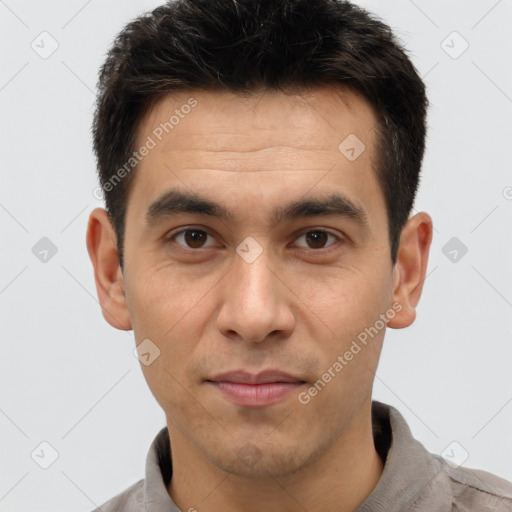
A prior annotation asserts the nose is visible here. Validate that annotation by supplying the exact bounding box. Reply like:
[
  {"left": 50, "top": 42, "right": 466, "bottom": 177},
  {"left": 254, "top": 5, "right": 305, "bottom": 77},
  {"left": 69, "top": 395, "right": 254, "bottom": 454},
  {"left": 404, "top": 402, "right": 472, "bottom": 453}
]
[{"left": 216, "top": 247, "right": 296, "bottom": 344}]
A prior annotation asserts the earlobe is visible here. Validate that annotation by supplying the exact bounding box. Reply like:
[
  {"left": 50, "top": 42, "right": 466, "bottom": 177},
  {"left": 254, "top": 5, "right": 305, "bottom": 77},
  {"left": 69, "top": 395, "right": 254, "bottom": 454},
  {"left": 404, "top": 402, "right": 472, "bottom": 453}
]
[
  {"left": 387, "top": 212, "right": 433, "bottom": 330},
  {"left": 86, "top": 208, "right": 132, "bottom": 331}
]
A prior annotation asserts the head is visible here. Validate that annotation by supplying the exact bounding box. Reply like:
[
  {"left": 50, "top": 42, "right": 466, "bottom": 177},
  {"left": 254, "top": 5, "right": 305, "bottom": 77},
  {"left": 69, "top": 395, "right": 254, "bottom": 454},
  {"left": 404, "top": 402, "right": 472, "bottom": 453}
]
[{"left": 87, "top": 0, "right": 432, "bottom": 480}]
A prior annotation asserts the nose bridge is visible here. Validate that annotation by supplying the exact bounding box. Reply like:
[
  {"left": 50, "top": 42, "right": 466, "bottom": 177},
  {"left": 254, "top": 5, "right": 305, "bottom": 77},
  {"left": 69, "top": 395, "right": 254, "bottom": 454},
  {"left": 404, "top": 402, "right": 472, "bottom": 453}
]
[
  {"left": 232, "top": 235, "right": 275, "bottom": 298},
  {"left": 235, "top": 249, "right": 275, "bottom": 306},
  {"left": 216, "top": 240, "right": 294, "bottom": 342}
]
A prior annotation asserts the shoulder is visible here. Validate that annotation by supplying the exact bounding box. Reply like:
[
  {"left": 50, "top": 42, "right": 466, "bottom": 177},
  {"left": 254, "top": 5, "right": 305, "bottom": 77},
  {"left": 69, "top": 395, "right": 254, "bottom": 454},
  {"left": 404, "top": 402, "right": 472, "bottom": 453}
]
[
  {"left": 373, "top": 402, "right": 512, "bottom": 511},
  {"left": 90, "top": 479, "right": 145, "bottom": 512},
  {"left": 420, "top": 454, "right": 512, "bottom": 512},
  {"left": 434, "top": 457, "right": 512, "bottom": 511},
  {"left": 392, "top": 455, "right": 512, "bottom": 511}
]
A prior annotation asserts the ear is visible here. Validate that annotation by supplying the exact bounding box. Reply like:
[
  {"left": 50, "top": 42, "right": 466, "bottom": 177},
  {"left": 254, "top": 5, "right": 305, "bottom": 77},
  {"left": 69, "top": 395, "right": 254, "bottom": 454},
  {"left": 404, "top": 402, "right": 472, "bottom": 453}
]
[
  {"left": 387, "top": 212, "right": 433, "bottom": 329},
  {"left": 86, "top": 208, "right": 132, "bottom": 330}
]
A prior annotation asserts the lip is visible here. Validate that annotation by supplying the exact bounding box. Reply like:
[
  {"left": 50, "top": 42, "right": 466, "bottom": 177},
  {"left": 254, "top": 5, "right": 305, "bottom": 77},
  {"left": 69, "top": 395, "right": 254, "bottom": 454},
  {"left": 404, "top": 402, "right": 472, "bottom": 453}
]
[
  {"left": 206, "top": 370, "right": 306, "bottom": 407},
  {"left": 207, "top": 370, "right": 304, "bottom": 385}
]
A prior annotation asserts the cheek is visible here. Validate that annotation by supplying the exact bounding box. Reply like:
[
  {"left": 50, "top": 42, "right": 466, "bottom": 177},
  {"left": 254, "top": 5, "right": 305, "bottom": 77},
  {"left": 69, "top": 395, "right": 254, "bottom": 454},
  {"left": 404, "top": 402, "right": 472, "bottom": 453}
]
[
  {"left": 293, "top": 265, "right": 390, "bottom": 406},
  {"left": 127, "top": 270, "right": 208, "bottom": 400},
  {"left": 140, "top": 362, "right": 197, "bottom": 429},
  {"left": 127, "top": 265, "right": 213, "bottom": 337},
  {"left": 294, "top": 264, "right": 391, "bottom": 341}
]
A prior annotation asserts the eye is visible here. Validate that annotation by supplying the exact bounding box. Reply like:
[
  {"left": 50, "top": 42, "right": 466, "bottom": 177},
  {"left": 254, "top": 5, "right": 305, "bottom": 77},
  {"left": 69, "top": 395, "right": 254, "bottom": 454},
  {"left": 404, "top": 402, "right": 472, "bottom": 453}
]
[
  {"left": 166, "top": 227, "right": 343, "bottom": 252},
  {"left": 167, "top": 228, "right": 218, "bottom": 249},
  {"left": 293, "top": 230, "right": 341, "bottom": 250}
]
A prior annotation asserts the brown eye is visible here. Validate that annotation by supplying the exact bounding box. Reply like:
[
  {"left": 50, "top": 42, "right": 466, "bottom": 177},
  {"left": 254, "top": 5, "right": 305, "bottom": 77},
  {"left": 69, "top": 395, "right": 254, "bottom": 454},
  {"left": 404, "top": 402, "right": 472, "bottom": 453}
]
[
  {"left": 295, "top": 230, "right": 339, "bottom": 249},
  {"left": 305, "top": 231, "right": 328, "bottom": 248},
  {"left": 184, "top": 229, "right": 207, "bottom": 248},
  {"left": 170, "top": 229, "right": 216, "bottom": 249}
]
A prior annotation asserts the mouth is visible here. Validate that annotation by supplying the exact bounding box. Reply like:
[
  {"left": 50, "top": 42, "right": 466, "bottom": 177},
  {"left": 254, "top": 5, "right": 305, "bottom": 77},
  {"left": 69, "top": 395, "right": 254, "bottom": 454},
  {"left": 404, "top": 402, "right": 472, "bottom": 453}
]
[{"left": 205, "top": 370, "right": 306, "bottom": 407}]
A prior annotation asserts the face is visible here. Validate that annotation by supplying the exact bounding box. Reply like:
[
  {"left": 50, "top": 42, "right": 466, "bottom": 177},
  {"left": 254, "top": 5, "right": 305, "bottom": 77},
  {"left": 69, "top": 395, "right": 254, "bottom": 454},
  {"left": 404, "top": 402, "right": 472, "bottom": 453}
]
[{"left": 87, "top": 86, "right": 432, "bottom": 479}]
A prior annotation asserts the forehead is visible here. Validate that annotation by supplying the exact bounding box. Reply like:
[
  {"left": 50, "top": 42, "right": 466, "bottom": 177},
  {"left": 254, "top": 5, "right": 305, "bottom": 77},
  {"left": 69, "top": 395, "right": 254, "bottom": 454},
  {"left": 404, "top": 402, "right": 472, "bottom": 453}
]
[
  {"left": 139, "top": 85, "right": 376, "bottom": 155},
  {"left": 126, "top": 86, "right": 384, "bottom": 229}
]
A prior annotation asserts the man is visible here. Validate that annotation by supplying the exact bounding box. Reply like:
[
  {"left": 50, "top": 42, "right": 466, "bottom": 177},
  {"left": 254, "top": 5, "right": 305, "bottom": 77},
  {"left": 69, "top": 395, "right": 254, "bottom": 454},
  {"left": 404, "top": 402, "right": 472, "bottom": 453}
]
[{"left": 86, "top": 0, "right": 512, "bottom": 510}]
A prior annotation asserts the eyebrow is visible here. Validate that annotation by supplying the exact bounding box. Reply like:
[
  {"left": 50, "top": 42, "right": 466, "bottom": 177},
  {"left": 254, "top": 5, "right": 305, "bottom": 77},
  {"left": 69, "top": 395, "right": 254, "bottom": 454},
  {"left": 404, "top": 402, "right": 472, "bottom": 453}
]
[{"left": 146, "top": 188, "right": 369, "bottom": 229}]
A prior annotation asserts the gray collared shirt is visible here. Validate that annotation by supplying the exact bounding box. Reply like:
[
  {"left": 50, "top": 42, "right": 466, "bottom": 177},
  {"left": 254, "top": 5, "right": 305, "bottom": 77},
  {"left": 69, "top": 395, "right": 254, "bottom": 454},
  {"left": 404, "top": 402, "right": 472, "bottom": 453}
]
[{"left": 93, "top": 401, "right": 512, "bottom": 511}]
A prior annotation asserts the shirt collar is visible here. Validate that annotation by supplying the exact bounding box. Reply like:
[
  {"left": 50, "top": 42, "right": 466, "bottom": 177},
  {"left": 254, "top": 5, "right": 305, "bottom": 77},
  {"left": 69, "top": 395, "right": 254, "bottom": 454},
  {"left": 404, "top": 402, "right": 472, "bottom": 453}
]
[
  {"left": 355, "top": 401, "right": 442, "bottom": 511},
  {"left": 141, "top": 401, "right": 441, "bottom": 511}
]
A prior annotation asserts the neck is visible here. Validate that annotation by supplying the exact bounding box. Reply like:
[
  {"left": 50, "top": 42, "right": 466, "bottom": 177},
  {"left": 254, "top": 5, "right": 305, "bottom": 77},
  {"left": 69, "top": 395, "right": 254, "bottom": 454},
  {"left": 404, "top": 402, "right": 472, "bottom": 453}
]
[{"left": 166, "top": 401, "right": 383, "bottom": 512}]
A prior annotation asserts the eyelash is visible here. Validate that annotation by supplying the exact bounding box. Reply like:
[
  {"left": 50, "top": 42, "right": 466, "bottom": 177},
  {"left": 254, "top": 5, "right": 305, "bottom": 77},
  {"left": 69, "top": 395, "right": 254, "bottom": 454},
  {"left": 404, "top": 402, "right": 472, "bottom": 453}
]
[{"left": 164, "top": 227, "right": 344, "bottom": 253}]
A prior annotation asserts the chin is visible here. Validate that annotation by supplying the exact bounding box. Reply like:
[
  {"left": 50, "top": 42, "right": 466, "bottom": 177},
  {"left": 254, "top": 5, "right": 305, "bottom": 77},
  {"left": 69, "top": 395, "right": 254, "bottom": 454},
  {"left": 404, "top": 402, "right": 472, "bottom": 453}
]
[{"left": 205, "top": 437, "right": 319, "bottom": 479}]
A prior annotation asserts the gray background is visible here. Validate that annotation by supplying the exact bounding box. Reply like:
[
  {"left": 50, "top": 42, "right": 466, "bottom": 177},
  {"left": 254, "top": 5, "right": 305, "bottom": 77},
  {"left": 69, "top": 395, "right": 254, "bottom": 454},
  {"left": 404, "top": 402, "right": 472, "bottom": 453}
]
[{"left": 1, "top": 0, "right": 511, "bottom": 510}]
